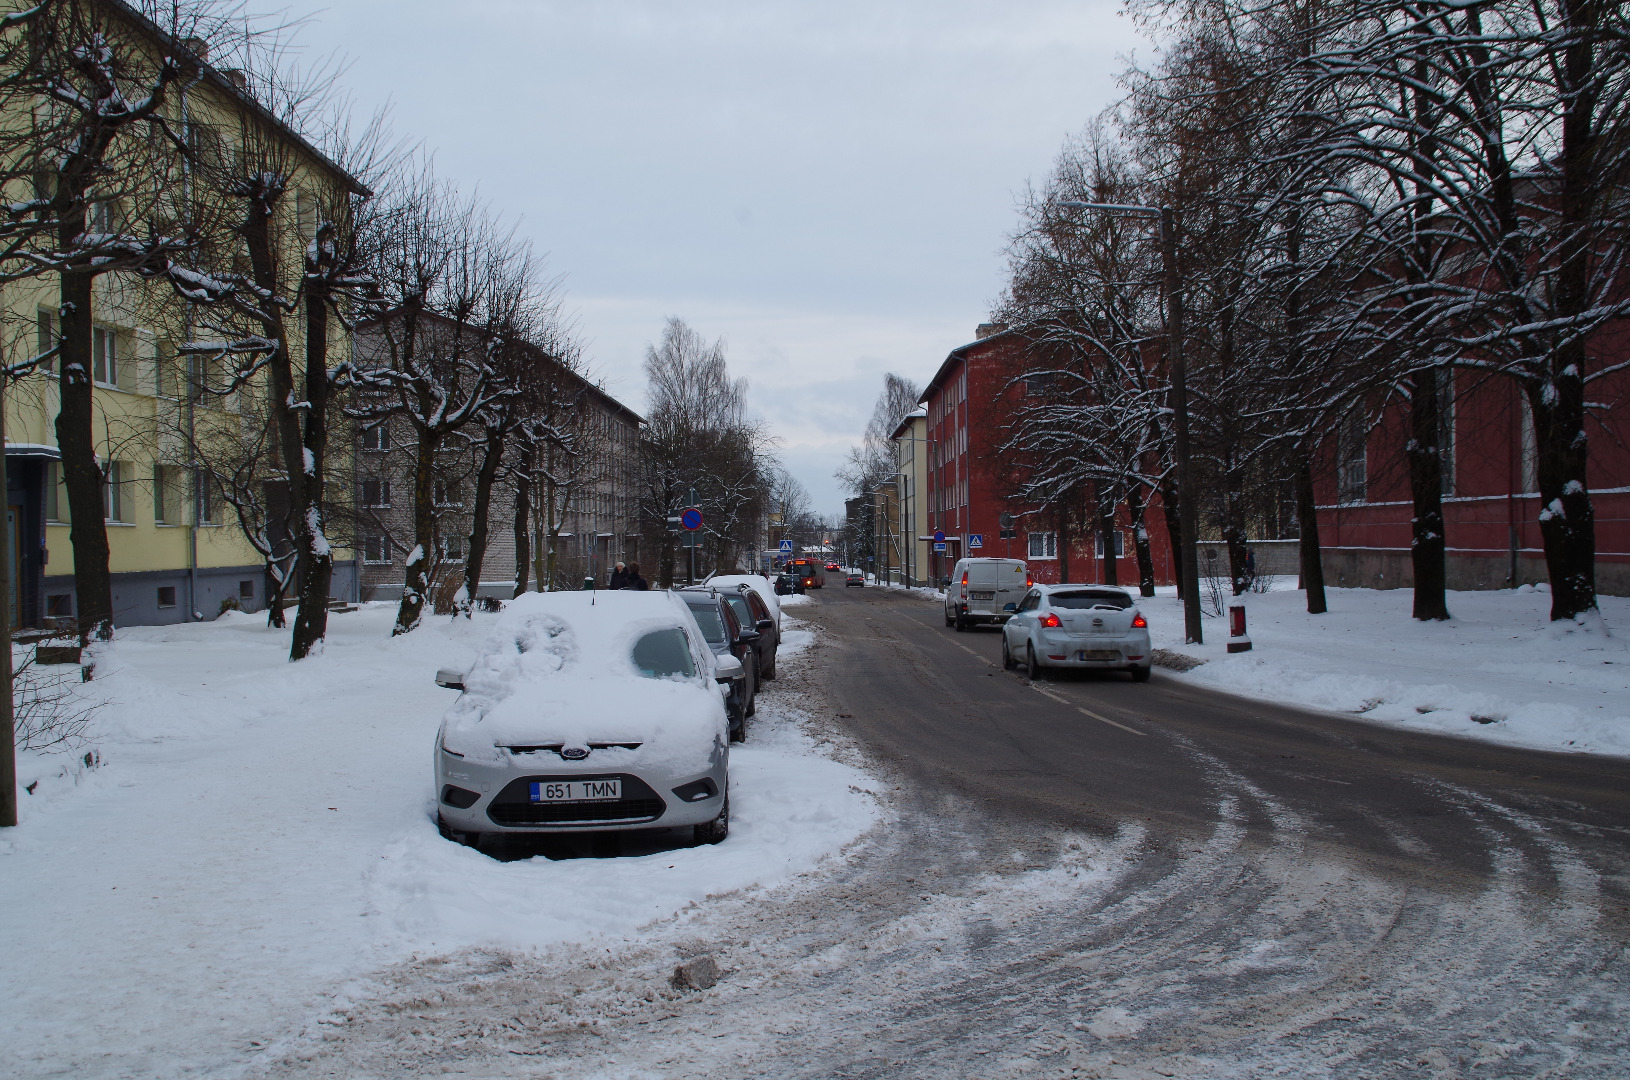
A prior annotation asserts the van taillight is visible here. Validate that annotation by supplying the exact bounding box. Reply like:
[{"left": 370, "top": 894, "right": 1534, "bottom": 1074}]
[{"left": 961, "top": 570, "right": 968, "bottom": 586}]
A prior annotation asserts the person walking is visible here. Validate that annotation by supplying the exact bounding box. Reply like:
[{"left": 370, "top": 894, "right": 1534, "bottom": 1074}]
[
  {"left": 608, "top": 562, "right": 628, "bottom": 590},
  {"left": 625, "top": 563, "right": 649, "bottom": 591}
]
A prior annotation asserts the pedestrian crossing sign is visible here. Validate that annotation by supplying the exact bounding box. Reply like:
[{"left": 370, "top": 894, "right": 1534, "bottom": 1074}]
[
  {"left": 779, "top": 539, "right": 793, "bottom": 552},
  {"left": 968, "top": 534, "right": 984, "bottom": 548}
]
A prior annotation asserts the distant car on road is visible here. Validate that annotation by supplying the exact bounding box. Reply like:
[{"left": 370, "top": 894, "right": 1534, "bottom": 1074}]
[
  {"left": 1001, "top": 584, "right": 1152, "bottom": 681},
  {"left": 944, "top": 557, "right": 1028, "bottom": 631},
  {"left": 845, "top": 571, "right": 865, "bottom": 587},
  {"left": 433, "top": 591, "right": 733, "bottom": 851},
  {"left": 825, "top": 562, "right": 840, "bottom": 571}
]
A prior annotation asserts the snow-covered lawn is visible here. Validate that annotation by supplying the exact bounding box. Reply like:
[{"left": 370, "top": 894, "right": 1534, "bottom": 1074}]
[
  {"left": 1140, "top": 583, "right": 1630, "bottom": 756},
  {"left": 0, "top": 604, "right": 876, "bottom": 1078}
]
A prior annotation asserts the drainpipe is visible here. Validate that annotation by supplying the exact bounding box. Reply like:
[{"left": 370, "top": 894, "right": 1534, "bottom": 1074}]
[{"left": 180, "top": 82, "right": 199, "bottom": 620}]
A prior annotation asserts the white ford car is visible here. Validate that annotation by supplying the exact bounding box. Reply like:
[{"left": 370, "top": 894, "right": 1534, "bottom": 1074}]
[
  {"left": 433, "top": 590, "right": 734, "bottom": 849},
  {"left": 1000, "top": 584, "right": 1152, "bottom": 681}
]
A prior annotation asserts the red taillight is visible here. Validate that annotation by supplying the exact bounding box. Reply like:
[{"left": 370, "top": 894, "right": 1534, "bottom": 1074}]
[
  {"left": 1131, "top": 612, "right": 1147, "bottom": 629},
  {"left": 1026, "top": 577, "right": 1033, "bottom": 588},
  {"left": 961, "top": 570, "right": 969, "bottom": 586},
  {"left": 1039, "top": 612, "right": 1061, "bottom": 628}
]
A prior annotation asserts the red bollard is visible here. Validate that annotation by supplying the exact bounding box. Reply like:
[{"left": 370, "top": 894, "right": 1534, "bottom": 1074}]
[{"left": 1227, "top": 601, "right": 1253, "bottom": 653}]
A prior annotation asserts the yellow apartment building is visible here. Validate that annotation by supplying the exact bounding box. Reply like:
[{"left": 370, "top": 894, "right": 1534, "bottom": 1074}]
[{"left": 3, "top": 1, "right": 367, "bottom": 628}]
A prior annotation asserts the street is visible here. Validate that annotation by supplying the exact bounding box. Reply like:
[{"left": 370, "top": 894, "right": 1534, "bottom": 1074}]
[{"left": 269, "top": 586, "right": 1630, "bottom": 1079}]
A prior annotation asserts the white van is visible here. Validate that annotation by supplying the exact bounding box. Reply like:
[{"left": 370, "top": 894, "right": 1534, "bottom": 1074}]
[{"left": 944, "top": 557, "right": 1029, "bottom": 631}]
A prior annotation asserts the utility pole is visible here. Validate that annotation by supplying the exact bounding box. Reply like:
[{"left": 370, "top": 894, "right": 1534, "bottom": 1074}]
[
  {"left": 1062, "top": 200, "right": 1202, "bottom": 643},
  {"left": 1, "top": 368, "right": 14, "bottom": 828}
]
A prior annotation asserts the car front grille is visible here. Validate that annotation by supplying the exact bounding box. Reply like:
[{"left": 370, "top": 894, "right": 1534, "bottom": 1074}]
[{"left": 486, "top": 773, "right": 666, "bottom": 827}]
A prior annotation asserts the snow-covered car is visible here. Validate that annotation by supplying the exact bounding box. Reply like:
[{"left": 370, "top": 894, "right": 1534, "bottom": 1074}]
[
  {"left": 1000, "top": 584, "right": 1152, "bottom": 681},
  {"left": 708, "top": 574, "right": 782, "bottom": 635},
  {"left": 677, "top": 588, "right": 757, "bottom": 739},
  {"left": 433, "top": 590, "right": 733, "bottom": 848}
]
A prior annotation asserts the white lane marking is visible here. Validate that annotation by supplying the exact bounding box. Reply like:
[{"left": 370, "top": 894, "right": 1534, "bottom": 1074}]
[
  {"left": 954, "top": 642, "right": 995, "bottom": 667},
  {"left": 1031, "top": 685, "right": 1147, "bottom": 736}
]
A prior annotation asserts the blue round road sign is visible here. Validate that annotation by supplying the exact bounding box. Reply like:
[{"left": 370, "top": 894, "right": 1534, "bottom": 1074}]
[
  {"left": 680, "top": 507, "right": 704, "bottom": 531},
  {"left": 933, "top": 530, "right": 945, "bottom": 542}
]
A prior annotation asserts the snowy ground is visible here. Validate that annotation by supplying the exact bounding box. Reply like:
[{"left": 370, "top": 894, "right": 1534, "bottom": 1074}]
[
  {"left": 0, "top": 604, "right": 877, "bottom": 1079},
  {"left": 1135, "top": 582, "right": 1630, "bottom": 757}
]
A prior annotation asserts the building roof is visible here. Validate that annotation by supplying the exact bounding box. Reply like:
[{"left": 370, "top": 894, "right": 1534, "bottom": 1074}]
[
  {"left": 920, "top": 328, "right": 1019, "bottom": 403},
  {"left": 889, "top": 408, "right": 926, "bottom": 442},
  {"left": 112, "top": 0, "right": 372, "bottom": 198}
]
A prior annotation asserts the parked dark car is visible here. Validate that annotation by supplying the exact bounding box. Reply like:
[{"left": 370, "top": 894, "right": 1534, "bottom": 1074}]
[
  {"left": 677, "top": 588, "right": 760, "bottom": 740},
  {"left": 845, "top": 571, "right": 865, "bottom": 587},
  {"left": 718, "top": 586, "right": 779, "bottom": 680},
  {"left": 774, "top": 572, "right": 802, "bottom": 596}
]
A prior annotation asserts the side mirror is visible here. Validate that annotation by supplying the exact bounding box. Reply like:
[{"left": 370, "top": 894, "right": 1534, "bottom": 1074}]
[
  {"left": 435, "top": 668, "right": 465, "bottom": 691},
  {"left": 756, "top": 618, "right": 775, "bottom": 631},
  {"left": 1003, "top": 603, "right": 1017, "bottom": 612},
  {"left": 714, "top": 653, "right": 744, "bottom": 683}
]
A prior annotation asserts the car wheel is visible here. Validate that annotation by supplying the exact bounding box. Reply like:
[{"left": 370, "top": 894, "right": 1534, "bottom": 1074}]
[
  {"left": 1131, "top": 664, "right": 1152, "bottom": 683},
  {"left": 1026, "top": 641, "right": 1042, "bottom": 680},
  {"left": 761, "top": 648, "right": 777, "bottom": 681},
  {"left": 745, "top": 662, "right": 758, "bottom": 718},
  {"left": 694, "top": 795, "right": 729, "bottom": 845},
  {"left": 1001, "top": 635, "right": 1014, "bottom": 670},
  {"left": 436, "top": 812, "right": 476, "bottom": 847},
  {"left": 944, "top": 607, "right": 954, "bottom": 627},
  {"left": 954, "top": 611, "right": 966, "bottom": 632}
]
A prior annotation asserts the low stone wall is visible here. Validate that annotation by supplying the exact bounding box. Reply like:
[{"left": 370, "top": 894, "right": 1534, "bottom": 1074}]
[{"left": 1321, "top": 547, "right": 1630, "bottom": 596}]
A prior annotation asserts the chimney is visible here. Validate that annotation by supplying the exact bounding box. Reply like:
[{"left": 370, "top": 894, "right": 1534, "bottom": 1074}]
[
  {"left": 975, "top": 322, "right": 1007, "bottom": 340},
  {"left": 222, "top": 68, "right": 248, "bottom": 92},
  {"left": 181, "top": 36, "right": 208, "bottom": 61}
]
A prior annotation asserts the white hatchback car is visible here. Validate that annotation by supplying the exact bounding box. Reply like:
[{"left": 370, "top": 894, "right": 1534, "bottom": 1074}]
[
  {"left": 433, "top": 590, "right": 733, "bottom": 849},
  {"left": 1001, "top": 584, "right": 1152, "bottom": 681}
]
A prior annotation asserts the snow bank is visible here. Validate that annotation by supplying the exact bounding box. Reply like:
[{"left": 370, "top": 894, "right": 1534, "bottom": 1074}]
[
  {"left": 0, "top": 605, "right": 877, "bottom": 1078},
  {"left": 1143, "top": 585, "right": 1630, "bottom": 756}
]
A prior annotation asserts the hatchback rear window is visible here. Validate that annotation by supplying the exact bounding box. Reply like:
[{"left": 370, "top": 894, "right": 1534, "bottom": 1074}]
[
  {"left": 632, "top": 628, "right": 696, "bottom": 678},
  {"left": 686, "top": 604, "right": 727, "bottom": 645},
  {"left": 1050, "top": 589, "right": 1133, "bottom": 609}
]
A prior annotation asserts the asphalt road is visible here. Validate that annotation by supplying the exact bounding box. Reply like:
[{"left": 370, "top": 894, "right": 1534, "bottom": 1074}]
[{"left": 809, "top": 581, "right": 1630, "bottom": 893}]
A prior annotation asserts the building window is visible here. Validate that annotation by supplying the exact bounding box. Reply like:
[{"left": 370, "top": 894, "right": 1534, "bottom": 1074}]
[
  {"left": 1095, "top": 531, "right": 1126, "bottom": 558},
  {"left": 433, "top": 480, "right": 460, "bottom": 507},
  {"left": 361, "top": 424, "right": 391, "bottom": 451},
  {"left": 103, "top": 461, "right": 126, "bottom": 522},
  {"left": 156, "top": 586, "right": 177, "bottom": 609},
  {"left": 197, "top": 469, "right": 218, "bottom": 525},
  {"left": 1337, "top": 410, "right": 1367, "bottom": 504},
  {"left": 1024, "top": 373, "right": 1053, "bottom": 397},
  {"left": 361, "top": 477, "right": 391, "bottom": 508},
  {"left": 47, "top": 593, "right": 73, "bottom": 618},
  {"left": 92, "top": 325, "right": 118, "bottom": 386},
  {"left": 1028, "top": 531, "right": 1057, "bottom": 559},
  {"left": 36, "top": 309, "right": 55, "bottom": 372},
  {"left": 362, "top": 534, "right": 389, "bottom": 564},
  {"left": 238, "top": 580, "right": 255, "bottom": 599},
  {"left": 46, "top": 461, "right": 67, "bottom": 522},
  {"left": 154, "top": 464, "right": 186, "bottom": 525},
  {"left": 442, "top": 534, "right": 464, "bottom": 563}
]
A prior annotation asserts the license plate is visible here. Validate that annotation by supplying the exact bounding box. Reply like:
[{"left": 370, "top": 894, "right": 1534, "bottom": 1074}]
[
  {"left": 530, "top": 779, "right": 621, "bottom": 803},
  {"left": 1077, "top": 650, "right": 1120, "bottom": 661},
  {"left": 971, "top": 591, "right": 993, "bottom": 601}
]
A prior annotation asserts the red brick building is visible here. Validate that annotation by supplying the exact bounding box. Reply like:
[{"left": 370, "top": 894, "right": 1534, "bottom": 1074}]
[{"left": 919, "top": 326, "right": 1178, "bottom": 588}]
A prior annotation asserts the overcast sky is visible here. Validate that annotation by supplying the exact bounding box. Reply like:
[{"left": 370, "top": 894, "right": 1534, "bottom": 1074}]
[{"left": 294, "top": 1, "right": 1142, "bottom": 517}]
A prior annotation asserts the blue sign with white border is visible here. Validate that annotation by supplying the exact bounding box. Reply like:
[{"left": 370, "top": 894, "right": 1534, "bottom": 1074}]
[{"left": 968, "top": 533, "right": 983, "bottom": 548}]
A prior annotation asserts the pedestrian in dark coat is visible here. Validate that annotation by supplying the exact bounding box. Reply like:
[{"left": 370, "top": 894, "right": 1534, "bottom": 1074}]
[
  {"left": 625, "top": 562, "right": 650, "bottom": 591},
  {"left": 608, "top": 562, "right": 628, "bottom": 590}
]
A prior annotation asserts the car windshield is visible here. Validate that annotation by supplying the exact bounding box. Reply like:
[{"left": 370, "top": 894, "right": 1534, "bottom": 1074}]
[
  {"left": 1050, "top": 589, "right": 1133, "bottom": 610},
  {"left": 631, "top": 627, "right": 696, "bottom": 678},
  {"left": 685, "top": 603, "right": 728, "bottom": 644}
]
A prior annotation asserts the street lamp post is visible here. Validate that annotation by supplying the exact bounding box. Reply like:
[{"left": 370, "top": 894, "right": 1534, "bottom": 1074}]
[{"left": 1061, "top": 201, "right": 1202, "bottom": 644}]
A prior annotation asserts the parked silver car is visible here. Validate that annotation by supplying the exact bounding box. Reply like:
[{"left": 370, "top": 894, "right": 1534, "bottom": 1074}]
[
  {"left": 1001, "top": 584, "right": 1152, "bottom": 681},
  {"left": 433, "top": 590, "right": 734, "bottom": 849}
]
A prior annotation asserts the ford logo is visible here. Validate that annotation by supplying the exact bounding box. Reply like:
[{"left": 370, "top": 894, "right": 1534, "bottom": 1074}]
[{"left": 561, "top": 746, "right": 589, "bottom": 760}]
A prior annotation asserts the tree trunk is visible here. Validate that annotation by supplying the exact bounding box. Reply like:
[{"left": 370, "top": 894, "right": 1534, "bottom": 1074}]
[
  {"left": 1095, "top": 487, "right": 1118, "bottom": 587},
  {"left": 1407, "top": 368, "right": 1451, "bottom": 620},
  {"left": 462, "top": 424, "right": 505, "bottom": 613},
  {"left": 264, "top": 559, "right": 291, "bottom": 628},
  {"left": 54, "top": 268, "right": 114, "bottom": 643},
  {"left": 1528, "top": 375, "right": 1594, "bottom": 620},
  {"left": 513, "top": 449, "right": 532, "bottom": 595},
  {"left": 1295, "top": 452, "right": 1327, "bottom": 615},
  {"left": 289, "top": 277, "right": 333, "bottom": 658},
  {"left": 394, "top": 431, "right": 438, "bottom": 633},
  {"left": 1222, "top": 464, "right": 1250, "bottom": 597},
  {"left": 1127, "top": 485, "right": 1156, "bottom": 597},
  {"left": 1160, "top": 476, "right": 1184, "bottom": 599}
]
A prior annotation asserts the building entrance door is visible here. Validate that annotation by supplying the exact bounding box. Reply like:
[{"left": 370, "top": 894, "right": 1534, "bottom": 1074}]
[{"left": 8, "top": 503, "right": 20, "bottom": 625}]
